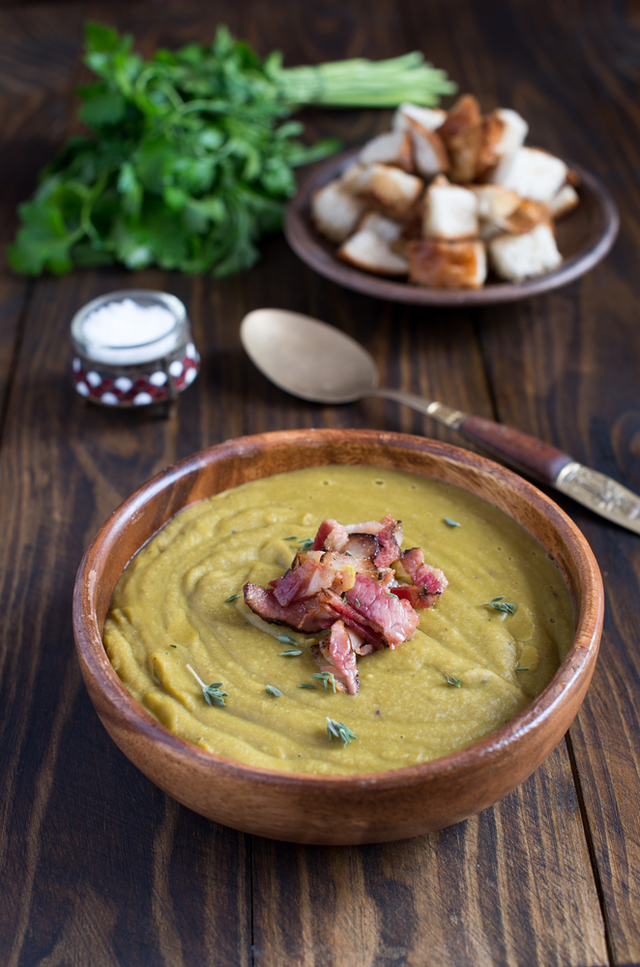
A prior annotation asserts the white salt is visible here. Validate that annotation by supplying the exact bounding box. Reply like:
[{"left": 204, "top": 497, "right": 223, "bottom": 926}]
[{"left": 81, "top": 298, "right": 180, "bottom": 364}]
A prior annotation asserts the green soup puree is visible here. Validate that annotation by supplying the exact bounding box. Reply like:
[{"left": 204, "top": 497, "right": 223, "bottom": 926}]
[{"left": 103, "top": 465, "right": 574, "bottom": 775}]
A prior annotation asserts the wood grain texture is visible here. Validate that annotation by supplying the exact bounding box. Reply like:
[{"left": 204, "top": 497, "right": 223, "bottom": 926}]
[
  {"left": 1, "top": 0, "right": 639, "bottom": 962},
  {"left": 252, "top": 744, "right": 607, "bottom": 967}
]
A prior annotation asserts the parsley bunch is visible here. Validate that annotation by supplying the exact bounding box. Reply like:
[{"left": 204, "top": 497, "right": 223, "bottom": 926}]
[{"left": 8, "top": 23, "right": 454, "bottom": 278}]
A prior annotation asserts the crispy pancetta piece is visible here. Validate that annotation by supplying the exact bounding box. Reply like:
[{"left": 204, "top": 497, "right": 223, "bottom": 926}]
[{"left": 242, "top": 515, "right": 447, "bottom": 693}]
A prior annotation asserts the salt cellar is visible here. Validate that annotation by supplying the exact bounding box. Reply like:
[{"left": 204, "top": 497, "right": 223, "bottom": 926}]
[{"left": 71, "top": 290, "right": 199, "bottom": 407}]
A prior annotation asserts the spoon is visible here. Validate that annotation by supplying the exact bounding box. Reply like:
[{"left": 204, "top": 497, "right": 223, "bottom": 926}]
[{"left": 240, "top": 308, "right": 640, "bottom": 534}]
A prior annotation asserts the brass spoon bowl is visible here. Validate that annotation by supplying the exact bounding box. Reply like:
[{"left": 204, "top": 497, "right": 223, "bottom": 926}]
[{"left": 72, "top": 428, "right": 603, "bottom": 844}]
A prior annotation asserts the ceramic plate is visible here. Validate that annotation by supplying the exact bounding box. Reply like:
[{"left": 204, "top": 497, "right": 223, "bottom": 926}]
[{"left": 284, "top": 149, "right": 619, "bottom": 306}]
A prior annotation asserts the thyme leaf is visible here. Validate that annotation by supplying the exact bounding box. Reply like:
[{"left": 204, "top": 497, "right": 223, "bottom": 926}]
[
  {"left": 276, "top": 634, "right": 297, "bottom": 645},
  {"left": 185, "top": 664, "right": 228, "bottom": 706},
  {"left": 283, "top": 535, "right": 297, "bottom": 540},
  {"left": 482, "top": 595, "right": 517, "bottom": 615},
  {"left": 265, "top": 685, "right": 282, "bottom": 697},
  {"left": 326, "top": 718, "right": 357, "bottom": 748},
  {"left": 225, "top": 593, "right": 240, "bottom": 602},
  {"left": 312, "top": 671, "right": 337, "bottom": 693},
  {"left": 299, "top": 683, "right": 317, "bottom": 689},
  {"left": 444, "top": 673, "right": 462, "bottom": 687},
  {"left": 280, "top": 649, "right": 302, "bottom": 656},
  {"left": 444, "top": 518, "right": 461, "bottom": 527},
  {"left": 516, "top": 666, "right": 530, "bottom": 672},
  {"left": 297, "top": 538, "right": 314, "bottom": 552}
]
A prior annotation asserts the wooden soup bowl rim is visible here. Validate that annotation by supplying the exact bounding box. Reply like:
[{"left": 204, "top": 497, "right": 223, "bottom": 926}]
[{"left": 73, "top": 428, "right": 603, "bottom": 843}]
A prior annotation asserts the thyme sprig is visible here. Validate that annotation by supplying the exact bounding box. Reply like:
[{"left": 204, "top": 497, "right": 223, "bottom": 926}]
[
  {"left": 482, "top": 595, "right": 517, "bottom": 616},
  {"left": 312, "top": 671, "right": 337, "bottom": 693},
  {"left": 326, "top": 718, "right": 357, "bottom": 748},
  {"left": 185, "top": 664, "right": 228, "bottom": 707},
  {"left": 297, "top": 538, "right": 314, "bottom": 552},
  {"left": 444, "top": 673, "right": 462, "bottom": 687}
]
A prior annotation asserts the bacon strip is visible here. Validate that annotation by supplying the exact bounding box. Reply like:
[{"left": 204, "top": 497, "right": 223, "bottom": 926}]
[
  {"left": 243, "top": 515, "right": 447, "bottom": 692},
  {"left": 243, "top": 584, "right": 335, "bottom": 633},
  {"left": 397, "top": 547, "right": 448, "bottom": 608},
  {"left": 311, "top": 620, "right": 361, "bottom": 694}
]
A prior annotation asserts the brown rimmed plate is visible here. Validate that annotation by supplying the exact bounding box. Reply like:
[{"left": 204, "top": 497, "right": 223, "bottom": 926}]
[{"left": 284, "top": 149, "right": 619, "bottom": 305}]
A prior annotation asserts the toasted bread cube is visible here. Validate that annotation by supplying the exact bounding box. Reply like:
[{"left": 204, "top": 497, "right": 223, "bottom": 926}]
[
  {"left": 478, "top": 108, "right": 529, "bottom": 171},
  {"left": 500, "top": 199, "right": 550, "bottom": 235},
  {"left": 311, "top": 179, "right": 367, "bottom": 243},
  {"left": 469, "top": 184, "right": 521, "bottom": 221},
  {"left": 350, "top": 163, "right": 424, "bottom": 218},
  {"left": 359, "top": 130, "right": 413, "bottom": 171},
  {"left": 438, "top": 94, "right": 484, "bottom": 182},
  {"left": 494, "top": 108, "right": 529, "bottom": 154},
  {"left": 488, "top": 147, "right": 568, "bottom": 203},
  {"left": 408, "top": 238, "right": 487, "bottom": 289},
  {"left": 488, "top": 223, "right": 562, "bottom": 280},
  {"left": 424, "top": 181, "right": 479, "bottom": 240},
  {"left": 340, "top": 162, "right": 366, "bottom": 190},
  {"left": 358, "top": 211, "right": 404, "bottom": 244},
  {"left": 392, "top": 104, "right": 449, "bottom": 177},
  {"left": 392, "top": 103, "right": 446, "bottom": 133},
  {"left": 411, "top": 129, "right": 450, "bottom": 178},
  {"left": 338, "top": 228, "right": 409, "bottom": 277},
  {"left": 549, "top": 183, "right": 579, "bottom": 219}
]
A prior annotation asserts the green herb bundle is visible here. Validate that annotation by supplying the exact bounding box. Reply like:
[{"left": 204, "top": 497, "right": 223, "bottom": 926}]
[{"left": 8, "top": 23, "right": 454, "bottom": 278}]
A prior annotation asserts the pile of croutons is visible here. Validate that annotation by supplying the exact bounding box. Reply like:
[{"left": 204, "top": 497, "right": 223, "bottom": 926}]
[{"left": 310, "top": 95, "right": 579, "bottom": 288}]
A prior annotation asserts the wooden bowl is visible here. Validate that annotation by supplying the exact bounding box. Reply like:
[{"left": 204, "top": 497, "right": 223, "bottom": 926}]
[
  {"left": 285, "top": 150, "right": 619, "bottom": 305},
  {"left": 73, "top": 429, "right": 603, "bottom": 844}
]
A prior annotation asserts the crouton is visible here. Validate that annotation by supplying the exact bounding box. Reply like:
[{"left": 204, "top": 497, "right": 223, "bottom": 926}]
[
  {"left": 469, "top": 184, "right": 522, "bottom": 222},
  {"left": 391, "top": 103, "right": 449, "bottom": 177},
  {"left": 423, "top": 181, "right": 479, "bottom": 240},
  {"left": 350, "top": 163, "right": 424, "bottom": 218},
  {"left": 488, "top": 147, "right": 568, "bottom": 203},
  {"left": 488, "top": 223, "right": 562, "bottom": 280},
  {"left": 500, "top": 199, "right": 550, "bottom": 235},
  {"left": 391, "top": 207, "right": 424, "bottom": 257},
  {"left": 477, "top": 108, "right": 529, "bottom": 173},
  {"left": 549, "top": 183, "right": 580, "bottom": 219},
  {"left": 392, "top": 103, "right": 447, "bottom": 134},
  {"left": 359, "top": 130, "right": 414, "bottom": 171},
  {"left": 340, "top": 162, "right": 366, "bottom": 190},
  {"left": 358, "top": 211, "right": 404, "bottom": 244},
  {"left": 338, "top": 228, "right": 409, "bottom": 277},
  {"left": 407, "top": 238, "right": 487, "bottom": 289},
  {"left": 411, "top": 129, "right": 450, "bottom": 178},
  {"left": 438, "top": 94, "right": 484, "bottom": 182},
  {"left": 311, "top": 179, "right": 367, "bottom": 243}
]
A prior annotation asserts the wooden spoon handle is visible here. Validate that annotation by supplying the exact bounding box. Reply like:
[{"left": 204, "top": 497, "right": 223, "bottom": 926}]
[{"left": 457, "top": 414, "right": 573, "bottom": 483}]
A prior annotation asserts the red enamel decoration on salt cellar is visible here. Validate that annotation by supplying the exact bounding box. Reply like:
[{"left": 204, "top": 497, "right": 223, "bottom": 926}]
[{"left": 70, "top": 290, "right": 200, "bottom": 407}]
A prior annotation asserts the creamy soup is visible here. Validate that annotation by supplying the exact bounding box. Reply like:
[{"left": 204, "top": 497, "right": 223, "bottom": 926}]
[{"left": 103, "top": 465, "right": 574, "bottom": 775}]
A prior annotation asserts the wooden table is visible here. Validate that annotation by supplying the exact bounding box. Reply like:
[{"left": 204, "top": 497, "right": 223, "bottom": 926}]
[{"left": 1, "top": 1, "right": 639, "bottom": 964}]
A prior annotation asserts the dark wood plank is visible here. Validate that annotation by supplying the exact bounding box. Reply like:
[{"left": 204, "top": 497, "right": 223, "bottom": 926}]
[
  {"left": 470, "top": 2, "right": 640, "bottom": 961},
  {"left": 252, "top": 742, "right": 607, "bottom": 967}
]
